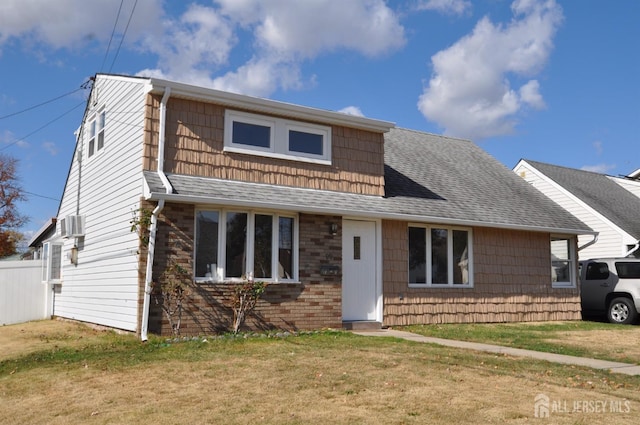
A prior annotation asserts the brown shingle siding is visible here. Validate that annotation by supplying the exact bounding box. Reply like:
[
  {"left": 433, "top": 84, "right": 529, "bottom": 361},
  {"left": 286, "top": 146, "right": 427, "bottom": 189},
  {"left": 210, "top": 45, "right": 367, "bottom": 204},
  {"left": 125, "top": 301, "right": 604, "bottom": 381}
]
[
  {"left": 382, "top": 223, "right": 581, "bottom": 325},
  {"left": 143, "top": 96, "right": 385, "bottom": 195}
]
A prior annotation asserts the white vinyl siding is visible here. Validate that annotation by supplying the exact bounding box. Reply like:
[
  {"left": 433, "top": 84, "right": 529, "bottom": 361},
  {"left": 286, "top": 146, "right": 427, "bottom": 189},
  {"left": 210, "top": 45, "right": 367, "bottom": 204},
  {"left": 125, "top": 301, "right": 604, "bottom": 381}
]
[
  {"left": 54, "top": 76, "right": 148, "bottom": 332},
  {"left": 515, "top": 162, "right": 633, "bottom": 259}
]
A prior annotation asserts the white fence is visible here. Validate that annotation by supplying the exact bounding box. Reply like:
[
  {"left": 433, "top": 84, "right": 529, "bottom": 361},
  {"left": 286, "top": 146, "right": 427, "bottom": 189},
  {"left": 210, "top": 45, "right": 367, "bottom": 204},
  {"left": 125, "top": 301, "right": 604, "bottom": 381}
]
[{"left": 0, "top": 260, "right": 50, "bottom": 326}]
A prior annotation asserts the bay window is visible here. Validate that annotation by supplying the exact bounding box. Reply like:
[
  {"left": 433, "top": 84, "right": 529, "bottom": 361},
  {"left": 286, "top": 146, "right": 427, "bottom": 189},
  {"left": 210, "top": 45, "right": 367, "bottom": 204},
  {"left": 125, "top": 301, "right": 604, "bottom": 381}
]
[
  {"left": 195, "top": 209, "right": 297, "bottom": 282},
  {"left": 408, "top": 225, "right": 472, "bottom": 287}
]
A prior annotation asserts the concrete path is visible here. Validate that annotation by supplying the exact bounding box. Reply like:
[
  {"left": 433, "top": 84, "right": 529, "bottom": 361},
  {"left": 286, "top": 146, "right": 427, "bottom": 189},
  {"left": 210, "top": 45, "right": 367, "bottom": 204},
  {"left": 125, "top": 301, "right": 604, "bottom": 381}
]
[{"left": 352, "top": 329, "right": 640, "bottom": 376}]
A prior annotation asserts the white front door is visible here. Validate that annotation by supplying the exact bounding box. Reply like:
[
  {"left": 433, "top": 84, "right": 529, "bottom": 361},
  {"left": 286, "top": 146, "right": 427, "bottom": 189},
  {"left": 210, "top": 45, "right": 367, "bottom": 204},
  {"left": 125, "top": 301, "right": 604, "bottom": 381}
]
[{"left": 342, "top": 220, "right": 379, "bottom": 321}]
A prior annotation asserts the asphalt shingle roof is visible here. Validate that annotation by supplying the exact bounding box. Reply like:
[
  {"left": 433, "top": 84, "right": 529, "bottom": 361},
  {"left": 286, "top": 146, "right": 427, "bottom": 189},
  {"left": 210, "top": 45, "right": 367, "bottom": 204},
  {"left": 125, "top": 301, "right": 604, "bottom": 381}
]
[
  {"left": 144, "top": 128, "right": 592, "bottom": 233},
  {"left": 524, "top": 160, "right": 640, "bottom": 239}
]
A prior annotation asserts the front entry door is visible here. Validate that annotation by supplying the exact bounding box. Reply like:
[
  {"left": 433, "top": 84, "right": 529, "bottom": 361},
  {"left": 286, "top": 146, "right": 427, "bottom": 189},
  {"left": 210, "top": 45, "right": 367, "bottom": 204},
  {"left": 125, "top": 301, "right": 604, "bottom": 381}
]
[{"left": 342, "top": 220, "right": 378, "bottom": 321}]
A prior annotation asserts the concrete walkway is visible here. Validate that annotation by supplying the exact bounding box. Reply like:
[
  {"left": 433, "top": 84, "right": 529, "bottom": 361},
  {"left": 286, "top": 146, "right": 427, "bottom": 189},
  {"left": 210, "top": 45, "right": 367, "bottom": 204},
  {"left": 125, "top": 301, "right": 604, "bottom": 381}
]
[{"left": 352, "top": 329, "right": 640, "bottom": 376}]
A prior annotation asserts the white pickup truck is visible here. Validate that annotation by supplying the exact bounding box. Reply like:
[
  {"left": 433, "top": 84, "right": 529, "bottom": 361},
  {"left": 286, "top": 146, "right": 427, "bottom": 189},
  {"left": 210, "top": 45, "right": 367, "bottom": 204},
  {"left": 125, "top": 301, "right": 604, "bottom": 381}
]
[{"left": 580, "top": 258, "right": 640, "bottom": 324}]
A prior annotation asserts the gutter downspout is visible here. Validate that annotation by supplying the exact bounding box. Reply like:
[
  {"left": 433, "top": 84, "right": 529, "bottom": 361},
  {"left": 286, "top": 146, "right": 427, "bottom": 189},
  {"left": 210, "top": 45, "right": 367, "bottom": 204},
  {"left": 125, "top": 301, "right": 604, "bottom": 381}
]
[
  {"left": 577, "top": 233, "right": 598, "bottom": 252},
  {"left": 624, "top": 242, "right": 639, "bottom": 258},
  {"left": 141, "top": 87, "right": 173, "bottom": 341}
]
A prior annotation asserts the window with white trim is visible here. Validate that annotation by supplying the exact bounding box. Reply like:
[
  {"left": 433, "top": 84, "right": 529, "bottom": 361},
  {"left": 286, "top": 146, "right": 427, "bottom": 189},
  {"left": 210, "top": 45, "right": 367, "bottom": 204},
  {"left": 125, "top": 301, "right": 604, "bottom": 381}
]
[
  {"left": 551, "top": 236, "right": 576, "bottom": 288},
  {"left": 87, "top": 109, "right": 105, "bottom": 158},
  {"left": 42, "top": 241, "right": 63, "bottom": 283},
  {"left": 195, "top": 209, "right": 297, "bottom": 282},
  {"left": 224, "top": 110, "right": 331, "bottom": 164},
  {"left": 408, "top": 225, "right": 472, "bottom": 287}
]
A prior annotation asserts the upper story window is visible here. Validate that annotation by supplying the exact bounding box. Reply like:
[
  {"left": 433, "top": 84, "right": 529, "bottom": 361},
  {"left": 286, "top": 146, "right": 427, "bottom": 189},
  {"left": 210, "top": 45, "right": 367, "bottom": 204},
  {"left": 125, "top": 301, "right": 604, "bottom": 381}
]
[
  {"left": 551, "top": 236, "right": 576, "bottom": 288},
  {"left": 408, "top": 225, "right": 472, "bottom": 287},
  {"left": 88, "top": 109, "right": 106, "bottom": 158},
  {"left": 224, "top": 110, "right": 331, "bottom": 164}
]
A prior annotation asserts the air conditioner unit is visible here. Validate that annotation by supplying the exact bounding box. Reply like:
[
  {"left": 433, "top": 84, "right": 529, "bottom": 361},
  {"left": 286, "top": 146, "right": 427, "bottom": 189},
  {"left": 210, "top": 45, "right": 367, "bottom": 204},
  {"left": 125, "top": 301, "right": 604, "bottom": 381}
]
[{"left": 60, "top": 215, "right": 86, "bottom": 238}]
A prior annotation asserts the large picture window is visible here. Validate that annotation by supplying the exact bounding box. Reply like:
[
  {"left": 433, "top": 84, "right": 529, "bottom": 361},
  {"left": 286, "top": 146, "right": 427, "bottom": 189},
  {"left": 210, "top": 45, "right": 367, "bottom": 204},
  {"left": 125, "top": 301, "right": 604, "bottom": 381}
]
[
  {"left": 408, "top": 225, "right": 472, "bottom": 287},
  {"left": 195, "top": 209, "right": 298, "bottom": 282},
  {"left": 224, "top": 110, "right": 331, "bottom": 164}
]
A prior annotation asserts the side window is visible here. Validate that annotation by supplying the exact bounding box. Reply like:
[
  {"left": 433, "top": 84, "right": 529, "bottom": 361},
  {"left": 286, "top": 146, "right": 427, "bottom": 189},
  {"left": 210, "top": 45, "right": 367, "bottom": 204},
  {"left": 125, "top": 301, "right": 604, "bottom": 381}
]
[
  {"left": 550, "top": 237, "right": 576, "bottom": 287},
  {"left": 615, "top": 262, "right": 640, "bottom": 279},
  {"left": 585, "top": 262, "right": 609, "bottom": 280},
  {"left": 87, "top": 109, "right": 106, "bottom": 158},
  {"left": 42, "top": 241, "right": 63, "bottom": 283}
]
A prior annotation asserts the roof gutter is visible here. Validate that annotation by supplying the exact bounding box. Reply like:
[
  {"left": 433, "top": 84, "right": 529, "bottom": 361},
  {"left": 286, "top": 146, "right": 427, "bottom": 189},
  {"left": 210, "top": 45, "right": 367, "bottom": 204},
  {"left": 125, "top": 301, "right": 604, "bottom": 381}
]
[
  {"left": 578, "top": 233, "right": 598, "bottom": 251},
  {"left": 145, "top": 191, "right": 597, "bottom": 237},
  {"left": 140, "top": 87, "right": 172, "bottom": 342}
]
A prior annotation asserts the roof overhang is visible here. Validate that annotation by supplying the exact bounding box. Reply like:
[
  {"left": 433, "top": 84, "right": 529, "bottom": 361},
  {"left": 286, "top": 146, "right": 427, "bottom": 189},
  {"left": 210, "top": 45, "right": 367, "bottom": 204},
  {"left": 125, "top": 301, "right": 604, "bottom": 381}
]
[
  {"left": 145, "top": 77, "right": 395, "bottom": 133},
  {"left": 28, "top": 218, "right": 57, "bottom": 247},
  {"left": 143, "top": 172, "right": 595, "bottom": 237}
]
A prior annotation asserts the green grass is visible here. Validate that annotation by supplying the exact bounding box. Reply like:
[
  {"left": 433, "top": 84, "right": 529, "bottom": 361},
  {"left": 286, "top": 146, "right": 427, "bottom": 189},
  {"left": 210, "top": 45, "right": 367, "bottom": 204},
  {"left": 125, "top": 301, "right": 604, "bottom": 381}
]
[{"left": 403, "top": 320, "right": 640, "bottom": 363}]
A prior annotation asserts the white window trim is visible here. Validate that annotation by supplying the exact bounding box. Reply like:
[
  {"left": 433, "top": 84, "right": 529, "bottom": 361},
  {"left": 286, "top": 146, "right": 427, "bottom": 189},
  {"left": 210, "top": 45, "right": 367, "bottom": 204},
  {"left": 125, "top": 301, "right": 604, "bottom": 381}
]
[
  {"left": 195, "top": 209, "right": 299, "bottom": 284},
  {"left": 551, "top": 235, "right": 577, "bottom": 288},
  {"left": 42, "top": 241, "right": 64, "bottom": 283},
  {"left": 224, "top": 109, "right": 332, "bottom": 165},
  {"left": 86, "top": 107, "right": 106, "bottom": 159},
  {"left": 408, "top": 224, "right": 474, "bottom": 288}
]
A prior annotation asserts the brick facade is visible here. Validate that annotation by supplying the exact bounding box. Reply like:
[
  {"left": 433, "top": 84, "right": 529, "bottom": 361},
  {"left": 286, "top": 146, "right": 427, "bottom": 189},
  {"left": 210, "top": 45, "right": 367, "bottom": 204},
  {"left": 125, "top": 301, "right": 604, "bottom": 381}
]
[
  {"left": 382, "top": 221, "right": 581, "bottom": 325},
  {"left": 143, "top": 203, "right": 343, "bottom": 336}
]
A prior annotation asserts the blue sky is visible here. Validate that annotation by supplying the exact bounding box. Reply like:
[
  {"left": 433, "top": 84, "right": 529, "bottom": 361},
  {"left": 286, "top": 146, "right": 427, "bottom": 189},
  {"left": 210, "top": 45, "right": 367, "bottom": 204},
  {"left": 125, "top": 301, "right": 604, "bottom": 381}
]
[{"left": 0, "top": 0, "right": 638, "bottom": 243}]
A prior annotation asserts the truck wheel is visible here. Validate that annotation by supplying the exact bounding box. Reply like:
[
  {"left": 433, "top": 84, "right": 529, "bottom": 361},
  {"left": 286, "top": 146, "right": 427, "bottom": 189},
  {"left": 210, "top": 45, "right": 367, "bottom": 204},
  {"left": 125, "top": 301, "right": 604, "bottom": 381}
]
[{"left": 608, "top": 297, "right": 638, "bottom": 324}]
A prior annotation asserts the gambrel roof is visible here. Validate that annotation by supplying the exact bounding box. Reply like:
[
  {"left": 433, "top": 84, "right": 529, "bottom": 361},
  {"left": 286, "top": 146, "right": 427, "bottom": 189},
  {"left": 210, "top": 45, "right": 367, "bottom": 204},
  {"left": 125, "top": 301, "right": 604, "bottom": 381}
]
[
  {"left": 145, "top": 128, "right": 592, "bottom": 234},
  {"left": 522, "top": 160, "right": 640, "bottom": 239}
]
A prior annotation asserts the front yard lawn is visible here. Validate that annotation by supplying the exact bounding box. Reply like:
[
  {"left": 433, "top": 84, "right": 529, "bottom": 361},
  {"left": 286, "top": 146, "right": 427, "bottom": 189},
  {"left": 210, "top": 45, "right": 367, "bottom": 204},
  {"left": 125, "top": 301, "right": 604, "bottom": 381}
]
[
  {"left": 403, "top": 320, "right": 640, "bottom": 364},
  {"left": 1, "top": 319, "right": 640, "bottom": 424}
]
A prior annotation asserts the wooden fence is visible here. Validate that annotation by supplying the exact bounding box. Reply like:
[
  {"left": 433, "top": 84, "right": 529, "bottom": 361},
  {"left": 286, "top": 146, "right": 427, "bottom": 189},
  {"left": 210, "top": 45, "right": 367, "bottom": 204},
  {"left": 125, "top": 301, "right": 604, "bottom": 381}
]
[{"left": 0, "top": 260, "right": 50, "bottom": 326}]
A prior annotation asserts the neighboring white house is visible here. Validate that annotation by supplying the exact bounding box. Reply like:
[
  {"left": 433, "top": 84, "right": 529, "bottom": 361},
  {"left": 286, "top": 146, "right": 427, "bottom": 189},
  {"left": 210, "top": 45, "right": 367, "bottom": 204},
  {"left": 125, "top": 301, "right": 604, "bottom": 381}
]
[{"left": 514, "top": 160, "right": 640, "bottom": 260}]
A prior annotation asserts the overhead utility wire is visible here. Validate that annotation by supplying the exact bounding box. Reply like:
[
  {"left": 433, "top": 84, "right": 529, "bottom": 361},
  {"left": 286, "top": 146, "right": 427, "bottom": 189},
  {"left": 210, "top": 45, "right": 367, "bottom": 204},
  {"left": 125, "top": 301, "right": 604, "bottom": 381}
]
[
  {"left": 100, "top": 0, "right": 125, "bottom": 72},
  {"left": 0, "top": 87, "right": 84, "bottom": 120},
  {"left": 108, "top": 0, "right": 139, "bottom": 73},
  {"left": 23, "top": 191, "right": 60, "bottom": 202},
  {"left": 0, "top": 101, "right": 86, "bottom": 151}
]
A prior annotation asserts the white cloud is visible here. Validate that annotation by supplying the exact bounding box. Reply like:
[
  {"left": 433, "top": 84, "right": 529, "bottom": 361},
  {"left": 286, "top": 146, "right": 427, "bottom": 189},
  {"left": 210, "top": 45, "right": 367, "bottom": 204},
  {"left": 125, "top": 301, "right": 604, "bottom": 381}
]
[
  {"left": 581, "top": 163, "right": 616, "bottom": 174},
  {"left": 0, "top": 0, "right": 405, "bottom": 98},
  {"left": 593, "top": 140, "right": 603, "bottom": 156},
  {"left": 338, "top": 106, "right": 365, "bottom": 117},
  {"left": 142, "top": 0, "right": 406, "bottom": 96},
  {"left": 417, "top": 0, "right": 563, "bottom": 140},
  {"left": 0, "top": 0, "right": 162, "bottom": 52},
  {"left": 42, "top": 141, "right": 57, "bottom": 156},
  {"left": 417, "top": 0, "right": 472, "bottom": 16}
]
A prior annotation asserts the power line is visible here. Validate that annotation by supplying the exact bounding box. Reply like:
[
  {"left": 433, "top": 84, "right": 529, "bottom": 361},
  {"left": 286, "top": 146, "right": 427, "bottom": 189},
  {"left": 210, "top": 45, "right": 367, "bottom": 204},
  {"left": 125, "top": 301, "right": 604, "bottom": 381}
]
[
  {"left": 108, "top": 0, "right": 139, "bottom": 73},
  {"left": 0, "top": 101, "right": 86, "bottom": 151},
  {"left": 100, "top": 0, "right": 125, "bottom": 72},
  {"left": 0, "top": 87, "right": 84, "bottom": 120},
  {"left": 23, "top": 191, "right": 60, "bottom": 202}
]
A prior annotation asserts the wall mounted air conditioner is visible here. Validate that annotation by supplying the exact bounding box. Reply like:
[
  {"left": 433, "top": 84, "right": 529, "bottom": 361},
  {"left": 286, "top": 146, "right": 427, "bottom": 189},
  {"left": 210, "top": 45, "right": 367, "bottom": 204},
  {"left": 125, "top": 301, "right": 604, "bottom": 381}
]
[{"left": 60, "top": 215, "right": 86, "bottom": 238}]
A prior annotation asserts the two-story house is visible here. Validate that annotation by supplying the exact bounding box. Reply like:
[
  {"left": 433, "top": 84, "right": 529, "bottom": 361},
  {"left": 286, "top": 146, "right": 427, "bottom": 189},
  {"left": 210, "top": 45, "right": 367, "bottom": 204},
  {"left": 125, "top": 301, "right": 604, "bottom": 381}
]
[{"left": 42, "top": 74, "right": 592, "bottom": 338}]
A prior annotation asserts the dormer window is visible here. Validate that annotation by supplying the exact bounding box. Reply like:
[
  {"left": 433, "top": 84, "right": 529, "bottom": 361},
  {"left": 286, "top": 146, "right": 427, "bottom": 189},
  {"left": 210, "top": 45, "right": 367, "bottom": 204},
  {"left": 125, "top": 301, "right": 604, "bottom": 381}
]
[{"left": 224, "top": 110, "right": 331, "bottom": 164}]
